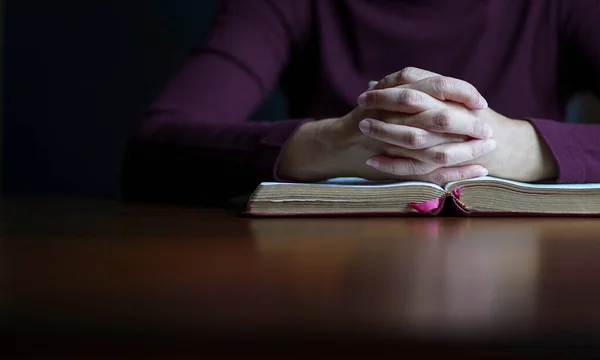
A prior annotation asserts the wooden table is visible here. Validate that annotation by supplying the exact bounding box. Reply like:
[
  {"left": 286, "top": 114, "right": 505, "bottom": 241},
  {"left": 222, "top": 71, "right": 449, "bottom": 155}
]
[{"left": 2, "top": 197, "right": 600, "bottom": 358}]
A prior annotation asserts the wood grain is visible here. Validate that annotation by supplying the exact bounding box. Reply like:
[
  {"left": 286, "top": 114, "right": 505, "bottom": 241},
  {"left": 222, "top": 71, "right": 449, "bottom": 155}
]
[{"left": 2, "top": 197, "right": 600, "bottom": 358}]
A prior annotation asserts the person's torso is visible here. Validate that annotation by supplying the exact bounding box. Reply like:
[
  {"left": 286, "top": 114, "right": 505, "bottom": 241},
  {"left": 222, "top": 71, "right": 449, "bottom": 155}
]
[{"left": 282, "top": 0, "right": 569, "bottom": 122}]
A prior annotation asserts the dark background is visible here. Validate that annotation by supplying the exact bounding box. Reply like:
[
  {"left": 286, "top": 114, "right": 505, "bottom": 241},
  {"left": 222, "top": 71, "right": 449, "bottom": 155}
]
[
  {"left": 3, "top": 0, "right": 285, "bottom": 198},
  {"left": 3, "top": 1, "right": 600, "bottom": 198}
]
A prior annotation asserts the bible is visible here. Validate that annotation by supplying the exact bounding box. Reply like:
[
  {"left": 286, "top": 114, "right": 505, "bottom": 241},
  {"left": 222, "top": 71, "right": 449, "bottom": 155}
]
[{"left": 245, "top": 176, "right": 600, "bottom": 216}]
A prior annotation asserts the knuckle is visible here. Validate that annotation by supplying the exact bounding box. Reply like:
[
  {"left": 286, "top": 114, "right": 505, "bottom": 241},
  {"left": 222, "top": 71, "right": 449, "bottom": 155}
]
[
  {"left": 410, "top": 160, "right": 429, "bottom": 176},
  {"left": 432, "top": 110, "right": 452, "bottom": 130},
  {"left": 433, "top": 150, "right": 451, "bottom": 165},
  {"left": 431, "top": 76, "right": 453, "bottom": 96},
  {"left": 405, "top": 130, "right": 426, "bottom": 148},
  {"left": 398, "top": 67, "right": 418, "bottom": 82},
  {"left": 432, "top": 171, "right": 450, "bottom": 185},
  {"left": 396, "top": 89, "right": 422, "bottom": 105}
]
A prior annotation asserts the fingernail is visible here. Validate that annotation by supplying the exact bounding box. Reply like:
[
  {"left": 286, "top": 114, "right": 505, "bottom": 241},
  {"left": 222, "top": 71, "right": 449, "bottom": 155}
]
[
  {"left": 357, "top": 92, "right": 368, "bottom": 107},
  {"left": 483, "top": 124, "right": 494, "bottom": 138},
  {"left": 479, "top": 96, "right": 488, "bottom": 108},
  {"left": 368, "top": 81, "right": 378, "bottom": 90},
  {"left": 486, "top": 139, "right": 497, "bottom": 150},
  {"left": 477, "top": 168, "right": 489, "bottom": 177},
  {"left": 470, "top": 96, "right": 488, "bottom": 110},
  {"left": 359, "top": 119, "right": 371, "bottom": 134},
  {"left": 366, "top": 158, "right": 379, "bottom": 169}
]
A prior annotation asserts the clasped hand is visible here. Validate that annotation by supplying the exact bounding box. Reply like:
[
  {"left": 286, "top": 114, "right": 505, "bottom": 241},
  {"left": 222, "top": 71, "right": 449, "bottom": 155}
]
[
  {"left": 278, "top": 67, "right": 556, "bottom": 184},
  {"left": 347, "top": 67, "right": 552, "bottom": 184}
]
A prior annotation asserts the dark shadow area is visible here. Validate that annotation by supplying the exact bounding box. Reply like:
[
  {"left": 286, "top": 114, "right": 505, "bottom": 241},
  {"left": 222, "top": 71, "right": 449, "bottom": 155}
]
[
  {"left": 3, "top": 0, "right": 286, "bottom": 198},
  {"left": 4, "top": 1, "right": 599, "bottom": 199}
]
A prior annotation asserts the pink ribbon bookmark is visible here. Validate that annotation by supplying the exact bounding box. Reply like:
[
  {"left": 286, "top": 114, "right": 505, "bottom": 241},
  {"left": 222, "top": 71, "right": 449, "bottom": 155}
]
[
  {"left": 408, "top": 187, "right": 465, "bottom": 213},
  {"left": 408, "top": 197, "right": 441, "bottom": 213}
]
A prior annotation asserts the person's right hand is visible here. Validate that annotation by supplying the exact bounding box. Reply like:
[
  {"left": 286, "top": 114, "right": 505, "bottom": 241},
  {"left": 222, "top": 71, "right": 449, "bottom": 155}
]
[
  {"left": 277, "top": 72, "right": 493, "bottom": 184},
  {"left": 277, "top": 108, "right": 490, "bottom": 185}
]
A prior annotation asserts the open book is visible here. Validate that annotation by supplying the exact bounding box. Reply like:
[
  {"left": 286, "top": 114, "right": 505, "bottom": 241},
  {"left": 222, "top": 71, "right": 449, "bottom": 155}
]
[{"left": 246, "top": 176, "right": 600, "bottom": 216}]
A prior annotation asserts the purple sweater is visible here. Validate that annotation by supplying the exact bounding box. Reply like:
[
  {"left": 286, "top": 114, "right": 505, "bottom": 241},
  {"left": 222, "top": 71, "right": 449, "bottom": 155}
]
[{"left": 122, "top": 0, "right": 600, "bottom": 201}]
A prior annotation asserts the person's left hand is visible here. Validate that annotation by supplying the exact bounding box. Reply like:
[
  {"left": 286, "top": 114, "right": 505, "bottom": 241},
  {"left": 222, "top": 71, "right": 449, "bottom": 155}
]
[{"left": 357, "top": 67, "right": 558, "bottom": 183}]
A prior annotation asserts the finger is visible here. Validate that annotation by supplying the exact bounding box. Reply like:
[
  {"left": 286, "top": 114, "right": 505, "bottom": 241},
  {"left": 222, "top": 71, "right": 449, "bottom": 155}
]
[
  {"left": 388, "top": 109, "right": 493, "bottom": 139},
  {"left": 365, "top": 156, "right": 437, "bottom": 177},
  {"left": 393, "top": 139, "right": 497, "bottom": 167},
  {"left": 366, "top": 156, "right": 489, "bottom": 184},
  {"left": 407, "top": 76, "right": 487, "bottom": 109},
  {"left": 357, "top": 87, "right": 445, "bottom": 113},
  {"left": 416, "top": 165, "right": 489, "bottom": 185},
  {"left": 359, "top": 118, "right": 465, "bottom": 149},
  {"left": 370, "top": 68, "right": 489, "bottom": 110},
  {"left": 373, "top": 67, "right": 440, "bottom": 89}
]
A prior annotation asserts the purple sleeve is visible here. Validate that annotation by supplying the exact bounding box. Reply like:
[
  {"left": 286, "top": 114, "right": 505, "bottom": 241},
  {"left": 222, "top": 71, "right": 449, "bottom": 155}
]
[
  {"left": 121, "top": 0, "right": 311, "bottom": 202},
  {"left": 527, "top": 119, "right": 600, "bottom": 183},
  {"left": 527, "top": 0, "right": 600, "bottom": 183}
]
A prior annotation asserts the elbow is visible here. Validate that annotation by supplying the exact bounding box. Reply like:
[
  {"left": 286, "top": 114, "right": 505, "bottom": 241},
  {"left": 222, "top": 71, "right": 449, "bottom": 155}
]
[
  {"left": 120, "top": 112, "right": 193, "bottom": 203},
  {"left": 120, "top": 122, "right": 165, "bottom": 203},
  {"left": 120, "top": 112, "right": 255, "bottom": 205}
]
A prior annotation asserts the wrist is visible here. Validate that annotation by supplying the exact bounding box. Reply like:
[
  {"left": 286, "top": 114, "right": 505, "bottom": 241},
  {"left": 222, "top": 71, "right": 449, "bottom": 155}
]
[
  {"left": 276, "top": 118, "right": 343, "bottom": 182},
  {"left": 496, "top": 118, "right": 558, "bottom": 182},
  {"left": 522, "top": 120, "right": 559, "bottom": 181}
]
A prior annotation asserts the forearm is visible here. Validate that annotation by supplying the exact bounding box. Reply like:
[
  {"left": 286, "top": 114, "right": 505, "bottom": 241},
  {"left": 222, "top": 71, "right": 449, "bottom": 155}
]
[
  {"left": 121, "top": 114, "right": 309, "bottom": 202},
  {"left": 526, "top": 118, "right": 600, "bottom": 183},
  {"left": 276, "top": 118, "right": 348, "bottom": 182}
]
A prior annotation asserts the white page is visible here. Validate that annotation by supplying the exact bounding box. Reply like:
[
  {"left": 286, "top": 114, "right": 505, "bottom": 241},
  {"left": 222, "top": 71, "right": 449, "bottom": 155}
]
[
  {"left": 445, "top": 176, "right": 600, "bottom": 190},
  {"left": 261, "top": 177, "right": 444, "bottom": 190}
]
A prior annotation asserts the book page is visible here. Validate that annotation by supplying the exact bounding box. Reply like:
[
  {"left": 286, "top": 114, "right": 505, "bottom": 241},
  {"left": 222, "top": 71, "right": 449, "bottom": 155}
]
[
  {"left": 446, "top": 176, "right": 600, "bottom": 190},
  {"left": 261, "top": 177, "right": 444, "bottom": 190}
]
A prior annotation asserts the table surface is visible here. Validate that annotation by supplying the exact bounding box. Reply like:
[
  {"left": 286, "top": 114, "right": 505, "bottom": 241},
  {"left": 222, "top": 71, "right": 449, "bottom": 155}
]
[{"left": 2, "top": 196, "right": 600, "bottom": 358}]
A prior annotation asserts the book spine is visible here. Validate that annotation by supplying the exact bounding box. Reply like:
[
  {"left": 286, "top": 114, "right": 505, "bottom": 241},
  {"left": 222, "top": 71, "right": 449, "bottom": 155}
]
[
  {"left": 408, "top": 186, "right": 467, "bottom": 214},
  {"left": 451, "top": 186, "right": 468, "bottom": 210}
]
